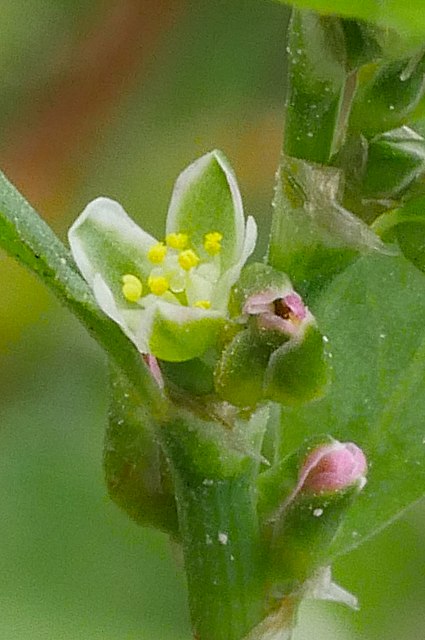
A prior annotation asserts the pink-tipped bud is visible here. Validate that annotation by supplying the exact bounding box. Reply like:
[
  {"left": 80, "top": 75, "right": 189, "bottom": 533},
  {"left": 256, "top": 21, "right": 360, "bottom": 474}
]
[
  {"left": 299, "top": 441, "right": 367, "bottom": 494},
  {"left": 243, "top": 288, "right": 312, "bottom": 337}
]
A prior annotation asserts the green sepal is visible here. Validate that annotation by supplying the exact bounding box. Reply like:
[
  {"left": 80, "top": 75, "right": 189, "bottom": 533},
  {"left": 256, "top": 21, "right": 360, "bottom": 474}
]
[
  {"left": 350, "top": 49, "right": 425, "bottom": 137},
  {"left": 362, "top": 127, "right": 425, "bottom": 200},
  {"left": 264, "top": 325, "right": 331, "bottom": 406},
  {"left": 214, "top": 328, "right": 280, "bottom": 408},
  {"left": 373, "top": 195, "right": 425, "bottom": 272},
  {"left": 284, "top": 11, "right": 348, "bottom": 163},
  {"left": 268, "top": 155, "right": 388, "bottom": 297},
  {"left": 104, "top": 366, "right": 178, "bottom": 536},
  {"left": 270, "top": 484, "right": 360, "bottom": 591}
]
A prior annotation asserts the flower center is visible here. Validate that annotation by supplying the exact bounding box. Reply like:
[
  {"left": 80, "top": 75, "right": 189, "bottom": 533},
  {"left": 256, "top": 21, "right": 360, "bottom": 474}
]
[
  {"left": 273, "top": 298, "right": 292, "bottom": 320},
  {"left": 121, "top": 231, "right": 223, "bottom": 309}
]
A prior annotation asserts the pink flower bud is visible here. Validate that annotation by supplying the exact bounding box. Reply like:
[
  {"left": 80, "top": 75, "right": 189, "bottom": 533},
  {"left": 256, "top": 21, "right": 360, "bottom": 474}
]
[
  {"left": 243, "top": 288, "right": 313, "bottom": 337},
  {"left": 299, "top": 441, "right": 367, "bottom": 494}
]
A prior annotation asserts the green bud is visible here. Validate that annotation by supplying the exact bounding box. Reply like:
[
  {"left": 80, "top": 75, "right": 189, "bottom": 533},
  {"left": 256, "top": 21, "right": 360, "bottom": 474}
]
[
  {"left": 350, "top": 48, "right": 425, "bottom": 137},
  {"left": 104, "top": 367, "right": 178, "bottom": 535},
  {"left": 362, "top": 127, "right": 425, "bottom": 200},
  {"left": 214, "top": 328, "right": 277, "bottom": 408},
  {"left": 373, "top": 194, "right": 425, "bottom": 272},
  {"left": 266, "top": 439, "right": 367, "bottom": 591},
  {"left": 216, "top": 263, "right": 330, "bottom": 407}
]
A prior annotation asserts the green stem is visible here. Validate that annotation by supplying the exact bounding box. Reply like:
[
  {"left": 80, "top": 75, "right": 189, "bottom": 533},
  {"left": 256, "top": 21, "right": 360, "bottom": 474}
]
[
  {"left": 0, "top": 170, "right": 167, "bottom": 418},
  {"left": 173, "top": 468, "right": 266, "bottom": 640}
]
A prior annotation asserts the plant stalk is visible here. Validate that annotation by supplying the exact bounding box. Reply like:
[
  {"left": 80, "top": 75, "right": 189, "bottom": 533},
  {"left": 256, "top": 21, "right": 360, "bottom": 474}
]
[{"left": 172, "top": 466, "right": 266, "bottom": 640}]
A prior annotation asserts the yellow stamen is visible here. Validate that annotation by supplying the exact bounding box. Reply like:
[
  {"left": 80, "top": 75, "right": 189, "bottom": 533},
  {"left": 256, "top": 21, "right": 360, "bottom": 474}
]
[
  {"left": 148, "top": 274, "right": 169, "bottom": 296},
  {"left": 122, "top": 274, "right": 143, "bottom": 302},
  {"left": 194, "top": 300, "right": 211, "bottom": 310},
  {"left": 166, "top": 232, "right": 189, "bottom": 250},
  {"left": 204, "top": 231, "right": 223, "bottom": 255},
  {"left": 178, "top": 249, "right": 200, "bottom": 271},
  {"left": 148, "top": 242, "right": 167, "bottom": 264}
]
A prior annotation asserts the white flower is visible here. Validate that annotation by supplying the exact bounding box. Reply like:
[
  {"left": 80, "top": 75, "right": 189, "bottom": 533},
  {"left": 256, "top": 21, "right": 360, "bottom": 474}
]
[{"left": 68, "top": 150, "right": 257, "bottom": 361}]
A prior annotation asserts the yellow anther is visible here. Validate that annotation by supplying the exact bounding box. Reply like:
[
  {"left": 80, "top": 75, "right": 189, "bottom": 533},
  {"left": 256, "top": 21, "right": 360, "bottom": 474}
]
[
  {"left": 204, "top": 231, "right": 223, "bottom": 255},
  {"left": 178, "top": 249, "right": 200, "bottom": 271},
  {"left": 194, "top": 300, "right": 211, "bottom": 310},
  {"left": 148, "top": 274, "right": 169, "bottom": 296},
  {"left": 122, "top": 274, "right": 143, "bottom": 302},
  {"left": 166, "top": 232, "right": 189, "bottom": 250},
  {"left": 148, "top": 242, "right": 167, "bottom": 264}
]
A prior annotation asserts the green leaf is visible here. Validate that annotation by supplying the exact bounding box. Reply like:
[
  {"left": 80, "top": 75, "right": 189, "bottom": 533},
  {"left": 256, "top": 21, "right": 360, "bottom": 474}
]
[
  {"left": 276, "top": 253, "right": 425, "bottom": 559},
  {"left": 268, "top": 155, "right": 389, "bottom": 297},
  {"left": 0, "top": 170, "right": 166, "bottom": 417},
  {"left": 273, "top": 0, "right": 425, "bottom": 39}
]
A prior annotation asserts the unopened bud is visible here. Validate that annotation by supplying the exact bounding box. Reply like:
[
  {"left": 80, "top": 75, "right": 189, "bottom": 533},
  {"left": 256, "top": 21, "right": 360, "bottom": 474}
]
[
  {"left": 269, "top": 439, "right": 367, "bottom": 587},
  {"left": 299, "top": 441, "right": 367, "bottom": 495}
]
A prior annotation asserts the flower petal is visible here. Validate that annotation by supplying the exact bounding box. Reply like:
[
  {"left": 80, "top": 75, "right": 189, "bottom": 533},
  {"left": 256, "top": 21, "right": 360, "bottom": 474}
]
[
  {"left": 166, "top": 150, "right": 245, "bottom": 271},
  {"left": 92, "top": 274, "right": 149, "bottom": 352},
  {"left": 69, "top": 197, "right": 158, "bottom": 299},
  {"left": 213, "top": 215, "right": 258, "bottom": 311},
  {"left": 146, "top": 300, "right": 225, "bottom": 361}
]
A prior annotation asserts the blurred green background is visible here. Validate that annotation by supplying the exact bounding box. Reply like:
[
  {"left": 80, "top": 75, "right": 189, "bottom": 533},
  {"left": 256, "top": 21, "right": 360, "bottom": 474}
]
[{"left": 0, "top": 1, "right": 424, "bottom": 638}]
